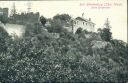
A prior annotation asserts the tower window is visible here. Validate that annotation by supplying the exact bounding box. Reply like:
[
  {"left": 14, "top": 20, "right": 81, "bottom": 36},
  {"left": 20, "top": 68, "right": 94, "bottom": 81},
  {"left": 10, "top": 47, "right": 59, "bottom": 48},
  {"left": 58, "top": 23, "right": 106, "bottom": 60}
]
[{"left": 83, "top": 22, "right": 85, "bottom": 25}]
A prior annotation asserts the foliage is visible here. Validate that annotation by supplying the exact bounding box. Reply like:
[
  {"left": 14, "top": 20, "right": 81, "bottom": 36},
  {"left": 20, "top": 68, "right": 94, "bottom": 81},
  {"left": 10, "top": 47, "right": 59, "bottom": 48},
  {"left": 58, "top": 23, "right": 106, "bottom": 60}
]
[
  {"left": 109, "top": 40, "right": 128, "bottom": 81},
  {"left": 53, "top": 14, "right": 71, "bottom": 25},
  {"left": 46, "top": 19, "right": 67, "bottom": 33},
  {"left": 98, "top": 28, "right": 112, "bottom": 42},
  {"left": 40, "top": 16, "right": 46, "bottom": 26},
  {"left": 75, "top": 27, "right": 83, "bottom": 34},
  {"left": 0, "top": 26, "right": 10, "bottom": 53},
  {"left": 0, "top": 16, "right": 128, "bottom": 82},
  {"left": 46, "top": 14, "right": 72, "bottom": 33},
  {"left": 24, "top": 23, "right": 42, "bottom": 37},
  {"left": 98, "top": 19, "right": 112, "bottom": 42}
]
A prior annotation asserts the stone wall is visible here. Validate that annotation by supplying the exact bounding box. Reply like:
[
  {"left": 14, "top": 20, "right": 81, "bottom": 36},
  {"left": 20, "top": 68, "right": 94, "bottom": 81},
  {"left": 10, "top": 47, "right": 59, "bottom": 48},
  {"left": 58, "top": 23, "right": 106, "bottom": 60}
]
[{"left": 9, "top": 12, "right": 40, "bottom": 25}]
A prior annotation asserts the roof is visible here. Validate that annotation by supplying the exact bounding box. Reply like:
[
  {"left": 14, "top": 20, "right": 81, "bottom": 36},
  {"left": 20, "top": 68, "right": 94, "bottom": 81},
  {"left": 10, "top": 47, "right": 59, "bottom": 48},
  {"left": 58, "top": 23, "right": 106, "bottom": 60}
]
[
  {"left": 75, "top": 17, "right": 95, "bottom": 25},
  {"left": 75, "top": 17, "right": 89, "bottom": 22}
]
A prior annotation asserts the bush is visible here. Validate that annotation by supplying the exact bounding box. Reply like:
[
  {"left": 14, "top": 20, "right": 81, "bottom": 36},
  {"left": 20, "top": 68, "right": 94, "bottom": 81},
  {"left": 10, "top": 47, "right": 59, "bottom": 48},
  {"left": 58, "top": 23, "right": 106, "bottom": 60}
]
[
  {"left": 0, "top": 26, "right": 10, "bottom": 53},
  {"left": 99, "top": 28, "right": 112, "bottom": 41},
  {"left": 40, "top": 16, "right": 46, "bottom": 26}
]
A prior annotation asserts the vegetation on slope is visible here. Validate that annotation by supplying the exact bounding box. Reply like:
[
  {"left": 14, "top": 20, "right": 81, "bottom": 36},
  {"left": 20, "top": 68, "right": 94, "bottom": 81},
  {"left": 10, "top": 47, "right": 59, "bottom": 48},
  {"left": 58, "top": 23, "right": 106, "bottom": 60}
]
[{"left": 0, "top": 14, "right": 128, "bottom": 82}]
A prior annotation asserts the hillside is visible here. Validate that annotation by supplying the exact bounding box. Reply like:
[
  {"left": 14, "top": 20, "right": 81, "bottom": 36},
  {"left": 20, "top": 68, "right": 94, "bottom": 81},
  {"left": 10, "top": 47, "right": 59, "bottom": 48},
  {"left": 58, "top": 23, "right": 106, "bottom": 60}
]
[{"left": 0, "top": 22, "right": 128, "bottom": 82}]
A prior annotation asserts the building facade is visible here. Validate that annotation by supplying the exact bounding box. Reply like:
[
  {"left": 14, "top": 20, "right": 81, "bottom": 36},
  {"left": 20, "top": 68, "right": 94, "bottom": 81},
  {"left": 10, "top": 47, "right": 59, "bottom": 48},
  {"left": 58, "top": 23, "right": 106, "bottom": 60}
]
[
  {"left": 0, "top": 8, "right": 8, "bottom": 17},
  {"left": 9, "top": 12, "right": 40, "bottom": 25},
  {"left": 73, "top": 17, "right": 95, "bottom": 33},
  {"left": 0, "top": 8, "right": 9, "bottom": 24}
]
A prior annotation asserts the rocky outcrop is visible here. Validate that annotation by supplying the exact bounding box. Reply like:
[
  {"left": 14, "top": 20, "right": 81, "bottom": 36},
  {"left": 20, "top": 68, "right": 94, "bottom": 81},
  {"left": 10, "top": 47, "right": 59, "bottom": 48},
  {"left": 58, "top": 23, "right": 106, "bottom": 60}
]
[{"left": 0, "top": 21, "right": 5, "bottom": 28}]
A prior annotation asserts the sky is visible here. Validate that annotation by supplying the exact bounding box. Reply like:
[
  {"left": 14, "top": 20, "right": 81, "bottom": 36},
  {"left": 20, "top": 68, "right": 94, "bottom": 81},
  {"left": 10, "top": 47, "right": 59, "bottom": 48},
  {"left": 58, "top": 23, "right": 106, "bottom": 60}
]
[{"left": 0, "top": 0, "right": 127, "bottom": 42}]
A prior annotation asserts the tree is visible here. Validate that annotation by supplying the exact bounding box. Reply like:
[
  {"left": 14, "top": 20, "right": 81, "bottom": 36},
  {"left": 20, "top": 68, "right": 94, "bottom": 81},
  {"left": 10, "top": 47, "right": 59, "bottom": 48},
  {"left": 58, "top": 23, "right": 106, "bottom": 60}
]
[
  {"left": 98, "top": 18, "right": 112, "bottom": 42},
  {"left": 47, "top": 19, "right": 63, "bottom": 33},
  {"left": 75, "top": 27, "right": 83, "bottom": 34},
  {"left": 40, "top": 16, "right": 46, "bottom": 26},
  {"left": 53, "top": 14, "right": 71, "bottom": 26},
  {"left": 46, "top": 14, "right": 72, "bottom": 33},
  {"left": 53, "top": 14, "right": 71, "bottom": 22},
  {"left": 0, "top": 26, "right": 9, "bottom": 53},
  {"left": 83, "top": 29, "right": 89, "bottom": 34},
  {"left": 100, "top": 28, "right": 112, "bottom": 41}
]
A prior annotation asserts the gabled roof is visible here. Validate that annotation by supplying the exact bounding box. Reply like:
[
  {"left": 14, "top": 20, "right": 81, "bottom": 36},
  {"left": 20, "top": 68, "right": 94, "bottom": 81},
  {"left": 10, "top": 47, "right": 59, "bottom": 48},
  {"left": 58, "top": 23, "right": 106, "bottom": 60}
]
[{"left": 75, "top": 17, "right": 89, "bottom": 22}]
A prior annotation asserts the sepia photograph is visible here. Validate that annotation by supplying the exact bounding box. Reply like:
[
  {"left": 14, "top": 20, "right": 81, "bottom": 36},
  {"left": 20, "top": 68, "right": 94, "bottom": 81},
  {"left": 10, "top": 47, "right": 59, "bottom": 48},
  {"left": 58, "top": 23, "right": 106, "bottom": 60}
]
[{"left": 0, "top": 0, "right": 127, "bottom": 82}]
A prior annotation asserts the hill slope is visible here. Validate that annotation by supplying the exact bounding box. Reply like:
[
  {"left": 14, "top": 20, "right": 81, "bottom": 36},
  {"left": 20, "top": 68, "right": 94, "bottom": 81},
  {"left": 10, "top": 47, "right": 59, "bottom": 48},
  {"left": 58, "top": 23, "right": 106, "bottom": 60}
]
[{"left": 0, "top": 24, "right": 128, "bottom": 82}]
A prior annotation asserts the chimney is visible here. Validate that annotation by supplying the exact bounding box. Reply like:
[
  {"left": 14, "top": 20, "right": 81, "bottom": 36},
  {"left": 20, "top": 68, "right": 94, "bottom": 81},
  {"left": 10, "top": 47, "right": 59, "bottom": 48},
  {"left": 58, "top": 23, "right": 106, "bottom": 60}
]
[
  {"left": 82, "top": 13, "right": 84, "bottom": 17},
  {"left": 89, "top": 18, "right": 91, "bottom": 21}
]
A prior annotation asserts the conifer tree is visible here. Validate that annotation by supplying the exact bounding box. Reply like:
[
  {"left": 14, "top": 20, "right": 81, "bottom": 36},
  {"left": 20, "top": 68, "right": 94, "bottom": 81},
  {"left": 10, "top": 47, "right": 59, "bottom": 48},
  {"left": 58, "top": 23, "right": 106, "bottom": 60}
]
[{"left": 99, "top": 18, "right": 112, "bottom": 42}]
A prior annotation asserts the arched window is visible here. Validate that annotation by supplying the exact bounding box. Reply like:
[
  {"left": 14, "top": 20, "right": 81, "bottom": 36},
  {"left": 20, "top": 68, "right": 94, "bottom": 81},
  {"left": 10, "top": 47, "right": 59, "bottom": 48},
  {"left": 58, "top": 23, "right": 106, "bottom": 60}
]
[{"left": 83, "top": 22, "right": 85, "bottom": 25}]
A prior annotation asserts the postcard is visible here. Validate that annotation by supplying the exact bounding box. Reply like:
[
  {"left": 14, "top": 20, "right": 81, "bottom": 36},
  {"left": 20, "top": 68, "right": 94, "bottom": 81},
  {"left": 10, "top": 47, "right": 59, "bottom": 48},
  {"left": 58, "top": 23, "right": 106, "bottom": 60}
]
[{"left": 0, "top": 0, "right": 127, "bottom": 82}]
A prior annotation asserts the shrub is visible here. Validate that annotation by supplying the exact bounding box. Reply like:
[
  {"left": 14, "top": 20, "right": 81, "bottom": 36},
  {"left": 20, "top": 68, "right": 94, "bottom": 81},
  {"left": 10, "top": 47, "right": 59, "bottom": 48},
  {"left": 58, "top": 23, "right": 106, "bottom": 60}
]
[{"left": 0, "top": 26, "right": 10, "bottom": 53}]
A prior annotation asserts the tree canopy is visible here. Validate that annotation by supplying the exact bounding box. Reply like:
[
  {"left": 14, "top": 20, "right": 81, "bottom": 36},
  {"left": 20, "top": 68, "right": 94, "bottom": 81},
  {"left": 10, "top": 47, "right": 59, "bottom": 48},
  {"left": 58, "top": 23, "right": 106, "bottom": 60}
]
[
  {"left": 40, "top": 16, "right": 46, "bottom": 26},
  {"left": 98, "top": 18, "right": 112, "bottom": 42}
]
